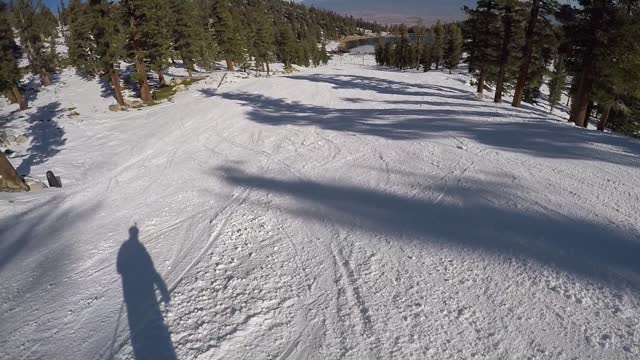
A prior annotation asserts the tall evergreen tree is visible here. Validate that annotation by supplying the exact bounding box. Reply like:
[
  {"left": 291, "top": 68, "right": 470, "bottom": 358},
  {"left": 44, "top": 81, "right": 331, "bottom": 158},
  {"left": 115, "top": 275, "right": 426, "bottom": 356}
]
[
  {"left": 320, "top": 43, "right": 329, "bottom": 65},
  {"left": 13, "top": 0, "right": 58, "bottom": 86},
  {"left": 0, "top": 0, "right": 26, "bottom": 110},
  {"left": 443, "top": 23, "right": 463, "bottom": 73},
  {"left": 560, "top": 0, "right": 619, "bottom": 127},
  {"left": 547, "top": 54, "right": 566, "bottom": 112},
  {"left": 512, "top": 0, "right": 541, "bottom": 107},
  {"left": 394, "top": 24, "right": 411, "bottom": 70},
  {"left": 463, "top": 0, "right": 500, "bottom": 95},
  {"left": 191, "top": 0, "right": 218, "bottom": 71},
  {"left": 276, "top": 24, "right": 296, "bottom": 70},
  {"left": 414, "top": 18, "right": 425, "bottom": 70},
  {"left": 248, "top": 0, "right": 274, "bottom": 74},
  {"left": 374, "top": 39, "right": 384, "bottom": 66},
  {"left": 121, "top": 0, "right": 153, "bottom": 103},
  {"left": 212, "top": 0, "right": 244, "bottom": 71},
  {"left": 420, "top": 42, "right": 433, "bottom": 72},
  {"left": 168, "top": 0, "right": 198, "bottom": 78},
  {"left": 90, "top": 0, "right": 126, "bottom": 106},
  {"left": 67, "top": 0, "right": 98, "bottom": 76},
  {"left": 432, "top": 20, "right": 444, "bottom": 69},
  {"left": 512, "top": 0, "right": 558, "bottom": 107},
  {"left": 592, "top": 3, "right": 640, "bottom": 131},
  {"left": 383, "top": 41, "right": 394, "bottom": 67},
  {"left": 144, "top": 0, "right": 172, "bottom": 86},
  {"left": 493, "top": 0, "right": 525, "bottom": 103}
]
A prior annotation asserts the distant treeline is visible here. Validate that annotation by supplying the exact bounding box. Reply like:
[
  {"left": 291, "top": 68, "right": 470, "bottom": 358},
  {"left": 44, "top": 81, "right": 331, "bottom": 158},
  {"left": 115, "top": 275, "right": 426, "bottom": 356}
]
[
  {"left": 376, "top": 0, "right": 640, "bottom": 137},
  {"left": 0, "top": 0, "right": 384, "bottom": 107}
]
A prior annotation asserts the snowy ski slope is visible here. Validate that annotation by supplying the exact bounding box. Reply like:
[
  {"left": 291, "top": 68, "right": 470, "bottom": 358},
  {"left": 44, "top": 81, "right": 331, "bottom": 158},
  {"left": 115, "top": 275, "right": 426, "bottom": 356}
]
[{"left": 1, "top": 56, "right": 639, "bottom": 359}]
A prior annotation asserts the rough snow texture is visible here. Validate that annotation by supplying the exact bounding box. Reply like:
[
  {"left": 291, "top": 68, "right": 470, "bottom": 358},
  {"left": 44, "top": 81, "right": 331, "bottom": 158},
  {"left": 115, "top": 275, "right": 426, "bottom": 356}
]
[{"left": 1, "top": 55, "right": 640, "bottom": 360}]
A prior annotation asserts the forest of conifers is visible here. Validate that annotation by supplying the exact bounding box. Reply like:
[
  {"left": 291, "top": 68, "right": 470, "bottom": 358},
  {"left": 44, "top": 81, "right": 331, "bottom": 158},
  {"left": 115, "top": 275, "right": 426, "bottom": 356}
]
[
  {"left": 0, "top": 0, "right": 382, "bottom": 107},
  {"left": 376, "top": 0, "right": 640, "bottom": 136}
]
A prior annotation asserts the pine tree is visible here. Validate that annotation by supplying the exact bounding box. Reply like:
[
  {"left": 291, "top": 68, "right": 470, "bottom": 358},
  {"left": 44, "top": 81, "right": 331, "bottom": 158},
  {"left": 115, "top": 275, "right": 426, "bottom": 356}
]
[
  {"left": 560, "top": 1, "right": 618, "bottom": 127},
  {"left": 592, "top": 4, "right": 640, "bottom": 131},
  {"left": 121, "top": 0, "right": 152, "bottom": 103},
  {"left": 191, "top": 0, "right": 218, "bottom": 71},
  {"left": 420, "top": 42, "right": 433, "bottom": 72},
  {"left": 374, "top": 39, "right": 384, "bottom": 66},
  {"left": 13, "top": 0, "right": 58, "bottom": 86},
  {"left": 67, "top": 0, "right": 98, "bottom": 76},
  {"left": 547, "top": 55, "right": 566, "bottom": 112},
  {"left": 512, "top": 0, "right": 541, "bottom": 107},
  {"left": 168, "top": 0, "right": 198, "bottom": 78},
  {"left": 443, "top": 23, "right": 463, "bottom": 73},
  {"left": 212, "top": 0, "right": 244, "bottom": 71},
  {"left": 493, "top": 0, "right": 525, "bottom": 103},
  {"left": 394, "top": 24, "right": 411, "bottom": 70},
  {"left": 383, "top": 41, "right": 395, "bottom": 67},
  {"left": 250, "top": 0, "right": 275, "bottom": 74},
  {"left": 276, "top": 24, "right": 296, "bottom": 70},
  {"left": 320, "top": 43, "right": 329, "bottom": 65},
  {"left": 90, "top": 0, "right": 126, "bottom": 106},
  {"left": 144, "top": 0, "right": 172, "bottom": 86},
  {"left": 66, "top": 0, "right": 126, "bottom": 105},
  {"left": 414, "top": 18, "right": 425, "bottom": 70},
  {"left": 463, "top": 1, "right": 500, "bottom": 95},
  {"left": 0, "top": 0, "right": 26, "bottom": 110},
  {"left": 432, "top": 20, "right": 444, "bottom": 70}
]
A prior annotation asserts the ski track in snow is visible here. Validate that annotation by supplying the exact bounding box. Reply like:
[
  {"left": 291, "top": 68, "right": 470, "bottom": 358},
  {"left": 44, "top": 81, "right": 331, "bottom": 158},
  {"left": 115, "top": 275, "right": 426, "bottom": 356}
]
[{"left": 1, "top": 56, "right": 640, "bottom": 360}]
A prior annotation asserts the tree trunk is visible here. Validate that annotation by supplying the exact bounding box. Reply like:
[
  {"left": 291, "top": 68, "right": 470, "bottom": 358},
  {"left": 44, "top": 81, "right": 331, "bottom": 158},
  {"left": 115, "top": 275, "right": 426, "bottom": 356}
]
[
  {"left": 512, "top": 0, "right": 541, "bottom": 108},
  {"left": 108, "top": 63, "right": 126, "bottom": 106},
  {"left": 4, "top": 89, "right": 17, "bottom": 104},
  {"left": 569, "top": 61, "right": 594, "bottom": 127},
  {"left": 597, "top": 105, "right": 611, "bottom": 131},
  {"left": 157, "top": 70, "right": 166, "bottom": 87},
  {"left": 130, "top": 14, "right": 152, "bottom": 103},
  {"left": 266, "top": 62, "right": 270, "bottom": 76},
  {"left": 226, "top": 59, "right": 235, "bottom": 71},
  {"left": 477, "top": 67, "right": 486, "bottom": 95},
  {"left": 11, "top": 85, "right": 27, "bottom": 111},
  {"left": 494, "top": 7, "right": 513, "bottom": 103},
  {"left": 186, "top": 66, "right": 193, "bottom": 80},
  {"left": 134, "top": 48, "right": 152, "bottom": 103},
  {"left": 0, "top": 152, "right": 30, "bottom": 192},
  {"left": 40, "top": 71, "right": 52, "bottom": 86},
  {"left": 583, "top": 100, "right": 593, "bottom": 128}
]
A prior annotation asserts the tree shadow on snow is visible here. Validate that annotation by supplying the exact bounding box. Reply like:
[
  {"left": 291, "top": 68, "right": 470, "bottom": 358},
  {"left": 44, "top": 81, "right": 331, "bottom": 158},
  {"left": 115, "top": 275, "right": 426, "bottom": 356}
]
[
  {"left": 209, "top": 90, "right": 640, "bottom": 168},
  {"left": 15, "top": 102, "right": 66, "bottom": 176},
  {"left": 0, "top": 196, "right": 101, "bottom": 297},
  {"left": 117, "top": 225, "right": 177, "bottom": 360},
  {"left": 215, "top": 165, "right": 640, "bottom": 292},
  {"left": 290, "top": 73, "right": 475, "bottom": 100}
]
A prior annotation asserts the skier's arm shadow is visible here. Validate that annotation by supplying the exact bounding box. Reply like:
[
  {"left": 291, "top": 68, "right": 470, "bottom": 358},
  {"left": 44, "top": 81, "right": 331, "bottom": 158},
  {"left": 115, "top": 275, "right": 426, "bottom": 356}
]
[{"left": 154, "top": 268, "right": 171, "bottom": 304}]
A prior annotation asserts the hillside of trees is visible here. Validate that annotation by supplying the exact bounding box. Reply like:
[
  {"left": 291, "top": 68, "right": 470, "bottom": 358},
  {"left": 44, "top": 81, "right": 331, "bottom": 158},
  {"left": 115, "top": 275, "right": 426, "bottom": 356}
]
[
  {"left": 374, "top": 20, "right": 463, "bottom": 73},
  {"left": 376, "top": 0, "right": 640, "bottom": 138},
  {"left": 1, "top": 0, "right": 383, "bottom": 107}
]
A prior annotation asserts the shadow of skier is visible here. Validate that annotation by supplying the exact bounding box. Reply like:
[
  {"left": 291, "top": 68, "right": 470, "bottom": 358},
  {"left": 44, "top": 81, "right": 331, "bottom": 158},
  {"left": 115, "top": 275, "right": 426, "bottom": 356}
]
[{"left": 117, "top": 225, "right": 177, "bottom": 360}]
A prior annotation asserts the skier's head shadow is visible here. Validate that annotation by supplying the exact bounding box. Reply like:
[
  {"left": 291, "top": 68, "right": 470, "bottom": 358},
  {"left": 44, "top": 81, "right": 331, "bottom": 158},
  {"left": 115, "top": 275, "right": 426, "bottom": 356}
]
[{"left": 117, "top": 224, "right": 177, "bottom": 360}]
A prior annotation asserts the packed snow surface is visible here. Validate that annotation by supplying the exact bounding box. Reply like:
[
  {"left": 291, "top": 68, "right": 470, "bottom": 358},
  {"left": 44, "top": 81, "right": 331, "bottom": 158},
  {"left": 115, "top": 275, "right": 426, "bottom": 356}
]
[{"left": 1, "top": 56, "right": 640, "bottom": 360}]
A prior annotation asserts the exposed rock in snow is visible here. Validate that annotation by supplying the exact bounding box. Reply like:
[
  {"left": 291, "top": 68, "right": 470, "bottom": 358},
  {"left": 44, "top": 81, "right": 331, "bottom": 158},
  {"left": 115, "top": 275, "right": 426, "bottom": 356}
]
[{"left": 15, "top": 135, "right": 28, "bottom": 144}]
